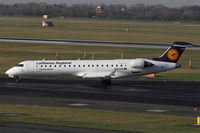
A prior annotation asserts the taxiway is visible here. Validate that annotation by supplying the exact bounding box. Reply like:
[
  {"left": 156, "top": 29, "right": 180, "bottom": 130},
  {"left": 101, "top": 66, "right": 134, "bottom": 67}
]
[{"left": 0, "top": 37, "right": 199, "bottom": 50}]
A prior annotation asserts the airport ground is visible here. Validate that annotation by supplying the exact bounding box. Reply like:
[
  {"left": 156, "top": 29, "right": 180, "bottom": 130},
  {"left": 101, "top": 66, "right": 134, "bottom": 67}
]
[
  {"left": 0, "top": 17, "right": 200, "bottom": 133},
  {"left": 1, "top": 77, "right": 200, "bottom": 115},
  {"left": 0, "top": 77, "right": 200, "bottom": 133}
]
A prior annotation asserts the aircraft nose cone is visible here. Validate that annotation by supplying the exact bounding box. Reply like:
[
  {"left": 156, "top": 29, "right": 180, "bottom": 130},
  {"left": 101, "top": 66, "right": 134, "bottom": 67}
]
[
  {"left": 5, "top": 68, "right": 15, "bottom": 78},
  {"left": 5, "top": 69, "right": 11, "bottom": 75}
]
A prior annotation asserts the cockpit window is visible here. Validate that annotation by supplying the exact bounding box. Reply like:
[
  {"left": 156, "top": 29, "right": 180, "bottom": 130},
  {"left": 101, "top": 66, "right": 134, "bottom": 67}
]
[{"left": 16, "top": 64, "right": 24, "bottom": 67}]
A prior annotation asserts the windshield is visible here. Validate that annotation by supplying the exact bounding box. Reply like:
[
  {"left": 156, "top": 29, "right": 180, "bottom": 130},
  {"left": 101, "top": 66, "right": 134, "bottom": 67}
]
[{"left": 15, "top": 64, "right": 24, "bottom": 67}]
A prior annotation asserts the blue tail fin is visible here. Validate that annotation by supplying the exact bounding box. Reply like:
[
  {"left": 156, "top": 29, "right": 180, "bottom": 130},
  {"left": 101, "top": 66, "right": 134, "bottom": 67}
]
[{"left": 153, "top": 42, "right": 192, "bottom": 63}]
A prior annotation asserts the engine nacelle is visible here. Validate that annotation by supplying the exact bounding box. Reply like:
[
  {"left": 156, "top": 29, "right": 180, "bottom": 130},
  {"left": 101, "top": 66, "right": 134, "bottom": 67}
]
[{"left": 130, "top": 59, "right": 154, "bottom": 68}]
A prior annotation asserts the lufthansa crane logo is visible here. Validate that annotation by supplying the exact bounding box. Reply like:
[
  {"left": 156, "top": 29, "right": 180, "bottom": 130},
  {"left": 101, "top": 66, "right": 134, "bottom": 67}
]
[{"left": 167, "top": 49, "right": 179, "bottom": 61}]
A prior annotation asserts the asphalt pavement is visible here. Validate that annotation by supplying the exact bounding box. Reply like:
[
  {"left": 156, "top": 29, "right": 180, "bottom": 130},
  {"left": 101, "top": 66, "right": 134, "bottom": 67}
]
[
  {"left": 0, "top": 77, "right": 200, "bottom": 116},
  {"left": 0, "top": 122, "right": 132, "bottom": 133},
  {"left": 0, "top": 37, "right": 199, "bottom": 50},
  {"left": 0, "top": 77, "right": 200, "bottom": 133}
]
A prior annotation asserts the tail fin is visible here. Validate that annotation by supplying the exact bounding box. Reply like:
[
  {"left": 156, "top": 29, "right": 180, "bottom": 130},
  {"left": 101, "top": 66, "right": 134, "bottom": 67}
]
[{"left": 153, "top": 42, "right": 192, "bottom": 63}]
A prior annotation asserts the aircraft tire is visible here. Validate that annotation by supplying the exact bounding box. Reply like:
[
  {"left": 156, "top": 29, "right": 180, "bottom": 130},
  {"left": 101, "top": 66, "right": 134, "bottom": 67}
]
[{"left": 101, "top": 79, "right": 111, "bottom": 85}]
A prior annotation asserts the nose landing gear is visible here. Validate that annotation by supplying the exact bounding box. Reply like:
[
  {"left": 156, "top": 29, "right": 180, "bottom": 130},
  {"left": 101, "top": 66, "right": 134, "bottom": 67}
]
[{"left": 15, "top": 76, "right": 21, "bottom": 83}]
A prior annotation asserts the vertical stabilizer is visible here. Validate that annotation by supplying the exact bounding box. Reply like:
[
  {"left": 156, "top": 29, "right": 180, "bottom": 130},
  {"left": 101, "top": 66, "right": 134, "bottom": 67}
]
[{"left": 153, "top": 42, "right": 192, "bottom": 63}]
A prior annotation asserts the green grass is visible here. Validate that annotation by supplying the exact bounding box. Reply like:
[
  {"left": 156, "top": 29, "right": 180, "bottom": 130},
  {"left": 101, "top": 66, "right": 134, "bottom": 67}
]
[
  {"left": 1, "top": 17, "right": 200, "bottom": 44},
  {"left": 0, "top": 42, "right": 199, "bottom": 81},
  {"left": 158, "top": 69, "right": 200, "bottom": 81},
  {"left": 0, "top": 104, "right": 199, "bottom": 133}
]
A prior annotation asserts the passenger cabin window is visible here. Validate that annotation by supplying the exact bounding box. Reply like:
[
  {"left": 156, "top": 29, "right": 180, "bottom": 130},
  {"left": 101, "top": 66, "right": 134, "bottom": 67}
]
[{"left": 16, "top": 64, "right": 24, "bottom": 67}]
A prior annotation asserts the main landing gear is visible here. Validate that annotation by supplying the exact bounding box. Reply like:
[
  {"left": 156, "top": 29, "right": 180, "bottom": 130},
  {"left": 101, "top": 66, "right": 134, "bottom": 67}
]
[{"left": 101, "top": 79, "right": 111, "bottom": 85}]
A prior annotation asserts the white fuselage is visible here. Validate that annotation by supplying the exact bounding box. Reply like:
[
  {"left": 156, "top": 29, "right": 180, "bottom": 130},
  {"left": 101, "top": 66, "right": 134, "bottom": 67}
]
[{"left": 5, "top": 58, "right": 177, "bottom": 79}]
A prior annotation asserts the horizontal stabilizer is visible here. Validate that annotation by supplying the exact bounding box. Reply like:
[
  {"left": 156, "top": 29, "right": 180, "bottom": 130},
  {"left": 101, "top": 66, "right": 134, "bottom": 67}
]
[{"left": 172, "top": 42, "right": 192, "bottom": 47}]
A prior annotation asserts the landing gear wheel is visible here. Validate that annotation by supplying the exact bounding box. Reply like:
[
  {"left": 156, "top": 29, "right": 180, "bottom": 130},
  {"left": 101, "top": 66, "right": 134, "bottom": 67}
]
[{"left": 101, "top": 79, "right": 111, "bottom": 85}]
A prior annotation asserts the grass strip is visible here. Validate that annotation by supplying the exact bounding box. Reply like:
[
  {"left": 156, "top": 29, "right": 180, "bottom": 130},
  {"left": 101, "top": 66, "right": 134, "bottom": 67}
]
[{"left": 1, "top": 17, "right": 200, "bottom": 43}]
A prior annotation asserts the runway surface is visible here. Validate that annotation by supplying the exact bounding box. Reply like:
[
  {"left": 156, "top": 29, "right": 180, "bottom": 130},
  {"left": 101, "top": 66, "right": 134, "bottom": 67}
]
[
  {"left": 1, "top": 77, "right": 200, "bottom": 133},
  {"left": 0, "top": 37, "right": 199, "bottom": 50},
  {"left": 0, "top": 77, "right": 200, "bottom": 115}
]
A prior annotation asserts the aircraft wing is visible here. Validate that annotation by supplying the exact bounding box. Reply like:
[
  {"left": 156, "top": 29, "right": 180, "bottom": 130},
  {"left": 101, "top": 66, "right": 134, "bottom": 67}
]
[{"left": 77, "top": 69, "right": 117, "bottom": 79}]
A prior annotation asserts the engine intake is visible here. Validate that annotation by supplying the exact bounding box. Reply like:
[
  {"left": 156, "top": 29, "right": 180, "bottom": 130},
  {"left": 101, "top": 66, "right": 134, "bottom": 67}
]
[{"left": 130, "top": 59, "right": 154, "bottom": 68}]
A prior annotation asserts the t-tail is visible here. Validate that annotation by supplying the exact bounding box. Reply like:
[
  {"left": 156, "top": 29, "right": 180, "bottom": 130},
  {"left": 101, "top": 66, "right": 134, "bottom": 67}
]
[{"left": 153, "top": 42, "right": 192, "bottom": 63}]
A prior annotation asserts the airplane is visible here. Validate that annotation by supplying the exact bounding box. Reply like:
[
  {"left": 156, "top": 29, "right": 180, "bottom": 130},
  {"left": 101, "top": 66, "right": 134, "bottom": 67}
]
[{"left": 5, "top": 42, "right": 192, "bottom": 84}]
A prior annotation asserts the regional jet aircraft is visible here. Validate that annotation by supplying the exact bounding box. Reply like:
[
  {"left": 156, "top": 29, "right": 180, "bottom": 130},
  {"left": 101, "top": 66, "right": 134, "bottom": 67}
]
[{"left": 5, "top": 42, "right": 192, "bottom": 84}]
